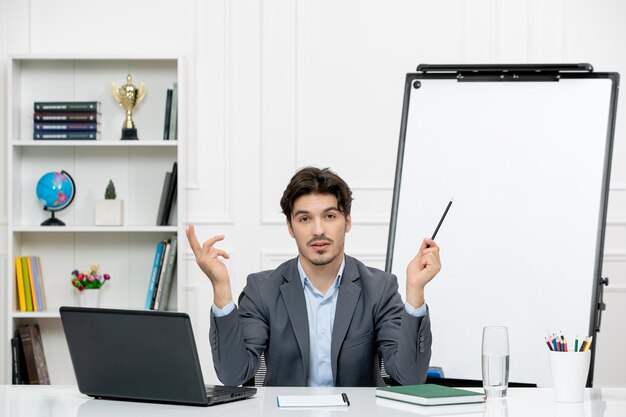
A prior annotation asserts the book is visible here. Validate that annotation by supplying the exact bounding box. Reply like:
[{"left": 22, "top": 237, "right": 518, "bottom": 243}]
[
  {"left": 34, "top": 131, "right": 100, "bottom": 140},
  {"left": 156, "top": 162, "right": 177, "bottom": 226},
  {"left": 34, "top": 122, "right": 100, "bottom": 131},
  {"left": 168, "top": 82, "right": 178, "bottom": 140},
  {"left": 375, "top": 384, "right": 485, "bottom": 406},
  {"left": 15, "top": 257, "right": 26, "bottom": 312},
  {"left": 145, "top": 241, "right": 166, "bottom": 310},
  {"left": 163, "top": 88, "right": 173, "bottom": 139},
  {"left": 26, "top": 257, "right": 41, "bottom": 311},
  {"left": 156, "top": 233, "right": 178, "bottom": 311},
  {"left": 156, "top": 171, "right": 173, "bottom": 226},
  {"left": 152, "top": 240, "right": 171, "bottom": 310},
  {"left": 163, "top": 162, "right": 178, "bottom": 225},
  {"left": 34, "top": 101, "right": 101, "bottom": 112},
  {"left": 34, "top": 112, "right": 100, "bottom": 122},
  {"left": 376, "top": 397, "right": 485, "bottom": 416},
  {"left": 35, "top": 256, "right": 47, "bottom": 310},
  {"left": 11, "top": 335, "right": 28, "bottom": 384},
  {"left": 29, "top": 256, "right": 46, "bottom": 311},
  {"left": 26, "top": 257, "right": 38, "bottom": 311},
  {"left": 20, "top": 257, "right": 33, "bottom": 312},
  {"left": 18, "top": 324, "right": 50, "bottom": 384}
]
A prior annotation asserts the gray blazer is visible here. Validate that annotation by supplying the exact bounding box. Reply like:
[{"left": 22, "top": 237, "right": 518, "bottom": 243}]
[{"left": 209, "top": 255, "right": 432, "bottom": 386}]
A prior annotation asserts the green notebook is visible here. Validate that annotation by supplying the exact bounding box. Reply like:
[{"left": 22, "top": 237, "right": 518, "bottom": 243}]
[{"left": 376, "top": 384, "right": 485, "bottom": 406}]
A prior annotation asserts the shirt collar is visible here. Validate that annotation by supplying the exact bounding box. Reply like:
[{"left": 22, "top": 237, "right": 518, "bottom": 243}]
[{"left": 297, "top": 256, "right": 345, "bottom": 291}]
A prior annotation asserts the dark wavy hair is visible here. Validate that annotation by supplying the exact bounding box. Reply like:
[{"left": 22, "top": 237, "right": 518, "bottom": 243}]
[{"left": 280, "top": 167, "right": 353, "bottom": 222}]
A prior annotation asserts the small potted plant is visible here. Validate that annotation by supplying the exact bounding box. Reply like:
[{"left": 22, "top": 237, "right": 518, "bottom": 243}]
[
  {"left": 71, "top": 265, "right": 111, "bottom": 307},
  {"left": 95, "top": 179, "right": 124, "bottom": 226}
]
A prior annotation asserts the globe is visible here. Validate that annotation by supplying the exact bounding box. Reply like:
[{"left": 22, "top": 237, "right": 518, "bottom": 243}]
[{"left": 36, "top": 170, "right": 76, "bottom": 226}]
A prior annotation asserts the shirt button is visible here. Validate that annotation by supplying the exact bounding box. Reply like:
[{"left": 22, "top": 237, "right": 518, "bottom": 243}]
[
  {"left": 320, "top": 329, "right": 326, "bottom": 335},
  {"left": 322, "top": 356, "right": 328, "bottom": 362}
]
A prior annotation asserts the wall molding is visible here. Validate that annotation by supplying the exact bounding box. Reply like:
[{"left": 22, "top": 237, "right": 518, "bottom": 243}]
[
  {"left": 187, "top": 0, "right": 233, "bottom": 226},
  {"left": 606, "top": 216, "right": 626, "bottom": 226},
  {"left": 185, "top": 213, "right": 234, "bottom": 225},
  {"left": 259, "top": 0, "right": 298, "bottom": 225},
  {"left": 603, "top": 252, "right": 626, "bottom": 262}
]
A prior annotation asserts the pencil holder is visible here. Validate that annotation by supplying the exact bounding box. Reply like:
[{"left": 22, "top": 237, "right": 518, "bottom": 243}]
[{"left": 548, "top": 350, "right": 590, "bottom": 403}]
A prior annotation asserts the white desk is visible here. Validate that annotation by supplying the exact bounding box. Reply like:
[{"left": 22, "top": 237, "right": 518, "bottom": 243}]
[{"left": 2, "top": 386, "right": 626, "bottom": 417}]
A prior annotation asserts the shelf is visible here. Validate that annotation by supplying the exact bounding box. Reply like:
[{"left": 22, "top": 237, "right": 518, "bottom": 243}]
[
  {"left": 12, "top": 226, "right": 178, "bottom": 233},
  {"left": 12, "top": 312, "right": 61, "bottom": 319},
  {"left": 6, "top": 55, "right": 184, "bottom": 386},
  {"left": 12, "top": 141, "right": 178, "bottom": 147}
]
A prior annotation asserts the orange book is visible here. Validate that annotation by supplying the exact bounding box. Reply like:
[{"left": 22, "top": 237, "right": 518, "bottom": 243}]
[
  {"left": 15, "top": 257, "right": 26, "bottom": 312},
  {"left": 26, "top": 257, "right": 39, "bottom": 311}
]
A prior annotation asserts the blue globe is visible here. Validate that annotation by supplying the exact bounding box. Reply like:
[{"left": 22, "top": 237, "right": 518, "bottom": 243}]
[{"left": 36, "top": 171, "right": 76, "bottom": 226}]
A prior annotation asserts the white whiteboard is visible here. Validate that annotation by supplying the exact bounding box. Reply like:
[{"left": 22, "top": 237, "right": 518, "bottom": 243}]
[{"left": 387, "top": 70, "right": 617, "bottom": 387}]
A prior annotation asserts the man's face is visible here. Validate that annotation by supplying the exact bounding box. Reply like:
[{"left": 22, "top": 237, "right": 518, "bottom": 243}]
[{"left": 287, "top": 193, "right": 352, "bottom": 269}]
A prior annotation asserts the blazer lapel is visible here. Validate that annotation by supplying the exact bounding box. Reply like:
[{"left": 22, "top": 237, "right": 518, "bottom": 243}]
[
  {"left": 331, "top": 256, "right": 362, "bottom": 381},
  {"left": 279, "top": 260, "right": 310, "bottom": 380}
]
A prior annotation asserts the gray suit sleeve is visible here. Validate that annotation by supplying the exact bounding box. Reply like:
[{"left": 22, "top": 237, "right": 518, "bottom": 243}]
[
  {"left": 375, "top": 275, "right": 432, "bottom": 385},
  {"left": 209, "top": 275, "right": 269, "bottom": 386}
]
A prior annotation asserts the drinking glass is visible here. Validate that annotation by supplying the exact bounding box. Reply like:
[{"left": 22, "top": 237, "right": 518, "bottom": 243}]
[{"left": 482, "top": 326, "right": 510, "bottom": 399}]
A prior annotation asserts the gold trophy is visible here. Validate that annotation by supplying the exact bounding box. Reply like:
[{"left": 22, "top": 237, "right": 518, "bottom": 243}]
[{"left": 112, "top": 74, "right": 147, "bottom": 140}]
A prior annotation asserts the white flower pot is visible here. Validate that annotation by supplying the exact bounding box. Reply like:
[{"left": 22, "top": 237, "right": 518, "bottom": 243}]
[
  {"left": 77, "top": 289, "right": 100, "bottom": 308},
  {"left": 95, "top": 199, "right": 124, "bottom": 226}
]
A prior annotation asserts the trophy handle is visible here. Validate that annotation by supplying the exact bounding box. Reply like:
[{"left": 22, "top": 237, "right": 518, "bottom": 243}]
[
  {"left": 111, "top": 82, "right": 121, "bottom": 105},
  {"left": 136, "top": 83, "right": 147, "bottom": 106}
]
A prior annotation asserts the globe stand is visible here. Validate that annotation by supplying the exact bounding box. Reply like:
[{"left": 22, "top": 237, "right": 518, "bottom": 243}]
[{"left": 41, "top": 211, "right": 65, "bottom": 226}]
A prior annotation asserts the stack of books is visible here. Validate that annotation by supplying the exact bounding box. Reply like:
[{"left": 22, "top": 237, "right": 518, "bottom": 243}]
[
  {"left": 145, "top": 234, "right": 178, "bottom": 311},
  {"left": 33, "top": 101, "right": 101, "bottom": 140},
  {"left": 14, "top": 256, "right": 46, "bottom": 312},
  {"left": 11, "top": 324, "right": 50, "bottom": 384}
]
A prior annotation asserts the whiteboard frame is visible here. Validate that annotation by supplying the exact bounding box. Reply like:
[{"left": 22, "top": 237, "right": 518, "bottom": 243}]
[{"left": 385, "top": 64, "right": 620, "bottom": 387}]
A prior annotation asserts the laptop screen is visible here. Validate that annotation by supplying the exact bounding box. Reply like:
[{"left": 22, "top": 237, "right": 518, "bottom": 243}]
[{"left": 60, "top": 307, "right": 208, "bottom": 405}]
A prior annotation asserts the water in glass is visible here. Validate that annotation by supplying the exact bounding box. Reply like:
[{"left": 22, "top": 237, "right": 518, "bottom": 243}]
[
  {"left": 482, "top": 326, "right": 509, "bottom": 399},
  {"left": 482, "top": 354, "right": 510, "bottom": 398}
]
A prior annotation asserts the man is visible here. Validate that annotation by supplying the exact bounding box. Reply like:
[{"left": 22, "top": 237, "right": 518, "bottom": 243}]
[{"left": 186, "top": 167, "right": 441, "bottom": 386}]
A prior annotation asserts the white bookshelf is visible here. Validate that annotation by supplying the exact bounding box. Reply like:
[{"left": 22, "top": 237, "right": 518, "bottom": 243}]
[{"left": 4, "top": 56, "right": 185, "bottom": 384}]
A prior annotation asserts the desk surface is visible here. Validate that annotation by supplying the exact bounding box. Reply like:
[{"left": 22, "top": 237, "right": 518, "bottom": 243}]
[{"left": 2, "top": 386, "right": 626, "bottom": 417}]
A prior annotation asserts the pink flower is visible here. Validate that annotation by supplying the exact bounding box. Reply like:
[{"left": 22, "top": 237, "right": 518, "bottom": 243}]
[
  {"left": 104, "top": 274, "right": 111, "bottom": 280},
  {"left": 88, "top": 275, "right": 95, "bottom": 282}
]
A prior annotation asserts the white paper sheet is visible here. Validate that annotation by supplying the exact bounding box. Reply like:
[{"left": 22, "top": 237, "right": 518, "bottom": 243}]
[{"left": 276, "top": 394, "right": 349, "bottom": 408}]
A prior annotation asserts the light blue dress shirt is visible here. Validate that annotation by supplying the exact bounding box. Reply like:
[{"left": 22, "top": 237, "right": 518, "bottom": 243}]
[
  {"left": 298, "top": 258, "right": 344, "bottom": 387},
  {"left": 212, "top": 256, "right": 428, "bottom": 386}
]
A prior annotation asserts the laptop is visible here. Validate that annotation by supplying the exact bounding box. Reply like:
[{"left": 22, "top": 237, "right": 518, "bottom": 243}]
[{"left": 59, "top": 306, "right": 256, "bottom": 406}]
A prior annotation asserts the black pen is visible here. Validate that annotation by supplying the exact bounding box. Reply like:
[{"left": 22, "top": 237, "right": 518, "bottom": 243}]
[
  {"left": 341, "top": 392, "right": 350, "bottom": 406},
  {"left": 427, "top": 199, "right": 453, "bottom": 248}
]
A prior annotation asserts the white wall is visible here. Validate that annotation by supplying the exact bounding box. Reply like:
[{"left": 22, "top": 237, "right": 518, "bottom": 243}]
[{"left": 1, "top": 0, "right": 625, "bottom": 386}]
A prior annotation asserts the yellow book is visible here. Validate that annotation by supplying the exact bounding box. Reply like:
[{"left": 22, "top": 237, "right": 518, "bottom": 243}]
[
  {"left": 20, "top": 257, "right": 33, "bottom": 312},
  {"left": 15, "top": 257, "right": 26, "bottom": 312}
]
